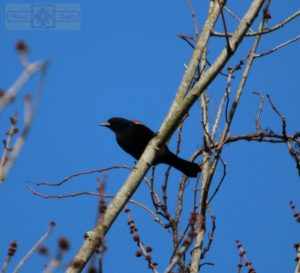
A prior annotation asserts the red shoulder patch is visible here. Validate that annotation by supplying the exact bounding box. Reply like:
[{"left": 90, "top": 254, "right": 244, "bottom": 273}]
[{"left": 131, "top": 120, "right": 142, "bottom": 125}]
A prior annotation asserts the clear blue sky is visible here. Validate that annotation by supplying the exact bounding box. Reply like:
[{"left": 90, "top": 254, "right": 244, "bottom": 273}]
[{"left": 1, "top": 1, "right": 299, "bottom": 272}]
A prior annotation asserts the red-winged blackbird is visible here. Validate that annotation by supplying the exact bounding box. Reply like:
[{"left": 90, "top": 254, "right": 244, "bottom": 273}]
[{"left": 101, "top": 117, "right": 200, "bottom": 178}]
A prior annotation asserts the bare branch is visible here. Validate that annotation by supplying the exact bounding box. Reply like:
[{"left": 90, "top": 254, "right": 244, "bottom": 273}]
[
  {"left": 255, "top": 34, "right": 300, "bottom": 58},
  {"left": 200, "top": 206, "right": 216, "bottom": 260},
  {"left": 236, "top": 240, "right": 256, "bottom": 273},
  {"left": 125, "top": 206, "right": 159, "bottom": 273},
  {"left": 176, "top": 34, "right": 196, "bottom": 48},
  {"left": 0, "top": 113, "right": 19, "bottom": 167},
  {"left": 0, "top": 61, "right": 48, "bottom": 182},
  {"left": 0, "top": 61, "right": 46, "bottom": 112},
  {"left": 12, "top": 222, "right": 55, "bottom": 273},
  {"left": 186, "top": 0, "right": 199, "bottom": 40},
  {"left": 253, "top": 91, "right": 265, "bottom": 131},
  {"left": 207, "top": 158, "right": 227, "bottom": 205},
  {"left": 35, "top": 166, "right": 133, "bottom": 186},
  {"left": 217, "top": 0, "right": 231, "bottom": 51},
  {"left": 1, "top": 241, "right": 17, "bottom": 273},
  {"left": 212, "top": 10, "right": 300, "bottom": 37},
  {"left": 266, "top": 95, "right": 300, "bottom": 175},
  {"left": 223, "top": 6, "right": 255, "bottom": 33},
  {"left": 27, "top": 184, "right": 162, "bottom": 223}
]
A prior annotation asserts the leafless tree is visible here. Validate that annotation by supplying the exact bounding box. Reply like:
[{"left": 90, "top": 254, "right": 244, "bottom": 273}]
[
  {"left": 46, "top": 1, "right": 298, "bottom": 272},
  {"left": 8, "top": 1, "right": 300, "bottom": 273}
]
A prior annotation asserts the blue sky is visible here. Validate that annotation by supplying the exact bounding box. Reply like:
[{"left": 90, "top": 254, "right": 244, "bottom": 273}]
[{"left": 0, "top": 1, "right": 299, "bottom": 272}]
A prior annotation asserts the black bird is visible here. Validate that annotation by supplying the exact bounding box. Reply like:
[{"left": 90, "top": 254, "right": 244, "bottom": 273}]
[{"left": 101, "top": 117, "right": 200, "bottom": 178}]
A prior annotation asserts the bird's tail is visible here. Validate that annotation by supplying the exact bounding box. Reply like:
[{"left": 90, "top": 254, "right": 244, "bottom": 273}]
[{"left": 163, "top": 152, "right": 200, "bottom": 178}]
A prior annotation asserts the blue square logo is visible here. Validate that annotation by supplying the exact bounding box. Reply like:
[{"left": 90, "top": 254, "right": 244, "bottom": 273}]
[{"left": 32, "top": 5, "right": 55, "bottom": 28}]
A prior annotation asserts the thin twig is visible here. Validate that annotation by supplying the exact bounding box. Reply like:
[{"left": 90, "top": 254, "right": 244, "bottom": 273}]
[
  {"left": 186, "top": 0, "right": 199, "bottom": 40},
  {"left": 27, "top": 184, "right": 164, "bottom": 224},
  {"left": 1, "top": 241, "right": 17, "bottom": 273},
  {"left": 224, "top": 132, "right": 299, "bottom": 144},
  {"left": 35, "top": 166, "right": 133, "bottom": 186},
  {"left": 253, "top": 91, "right": 265, "bottom": 131},
  {"left": 236, "top": 240, "right": 256, "bottom": 273},
  {"left": 207, "top": 158, "right": 227, "bottom": 205},
  {"left": 200, "top": 206, "right": 216, "bottom": 260},
  {"left": 125, "top": 206, "right": 158, "bottom": 273},
  {"left": 217, "top": 0, "right": 231, "bottom": 51},
  {"left": 211, "top": 52, "right": 250, "bottom": 140},
  {"left": 255, "top": 34, "right": 300, "bottom": 58},
  {"left": 223, "top": 6, "right": 255, "bottom": 33},
  {"left": 0, "top": 113, "right": 18, "bottom": 167},
  {"left": 12, "top": 222, "right": 56, "bottom": 273},
  {"left": 267, "top": 95, "right": 300, "bottom": 175},
  {"left": 212, "top": 10, "right": 300, "bottom": 37},
  {"left": 266, "top": 94, "right": 287, "bottom": 136},
  {"left": 146, "top": 167, "right": 166, "bottom": 219},
  {"left": 176, "top": 34, "right": 196, "bottom": 48}
]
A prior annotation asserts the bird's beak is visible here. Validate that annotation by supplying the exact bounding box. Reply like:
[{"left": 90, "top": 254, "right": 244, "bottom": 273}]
[{"left": 100, "top": 121, "right": 110, "bottom": 127}]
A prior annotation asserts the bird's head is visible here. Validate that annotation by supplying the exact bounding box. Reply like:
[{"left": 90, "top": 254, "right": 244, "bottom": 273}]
[{"left": 100, "top": 117, "right": 132, "bottom": 134}]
